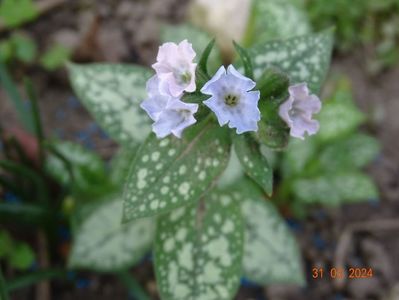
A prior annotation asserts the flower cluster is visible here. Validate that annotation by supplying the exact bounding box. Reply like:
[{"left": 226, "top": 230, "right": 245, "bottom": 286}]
[{"left": 141, "top": 40, "right": 322, "bottom": 140}]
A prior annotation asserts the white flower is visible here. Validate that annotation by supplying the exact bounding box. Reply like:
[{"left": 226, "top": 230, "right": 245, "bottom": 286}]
[
  {"left": 279, "top": 83, "right": 322, "bottom": 140},
  {"left": 152, "top": 40, "right": 197, "bottom": 97},
  {"left": 201, "top": 65, "right": 261, "bottom": 134},
  {"left": 141, "top": 76, "right": 198, "bottom": 139}
]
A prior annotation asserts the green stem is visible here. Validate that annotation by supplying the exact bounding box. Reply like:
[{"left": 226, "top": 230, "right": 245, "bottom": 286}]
[
  {"left": 117, "top": 270, "right": 150, "bottom": 300},
  {"left": 0, "top": 62, "right": 34, "bottom": 133},
  {"left": 24, "top": 79, "right": 45, "bottom": 165},
  {"left": 6, "top": 269, "right": 66, "bottom": 292},
  {"left": 0, "top": 267, "right": 10, "bottom": 300}
]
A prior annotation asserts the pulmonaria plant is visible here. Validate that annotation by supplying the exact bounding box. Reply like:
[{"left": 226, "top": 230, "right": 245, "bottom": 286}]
[{"left": 68, "top": 28, "right": 334, "bottom": 300}]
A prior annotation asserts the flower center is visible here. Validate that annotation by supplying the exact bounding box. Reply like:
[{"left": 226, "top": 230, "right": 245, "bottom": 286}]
[{"left": 224, "top": 93, "right": 239, "bottom": 107}]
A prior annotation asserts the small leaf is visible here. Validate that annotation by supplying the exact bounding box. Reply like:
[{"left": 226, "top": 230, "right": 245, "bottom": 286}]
[
  {"left": 123, "top": 124, "right": 230, "bottom": 222},
  {"left": 0, "top": 0, "right": 38, "bottom": 28},
  {"left": 240, "top": 180, "right": 305, "bottom": 285},
  {"left": 0, "top": 230, "right": 13, "bottom": 258},
  {"left": 292, "top": 172, "right": 379, "bottom": 205},
  {"left": 234, "top": 134, "right": 273, "bottom": 196},
  {"left": 67, "top": 63, "right": 152, "bottom": 146},
  {"left": 154, "top": 190, "right": 244, "bottom": 300},
  {"left": 40, "top": 44, "right": 71, "bottom": 71},
  {"left": 250, "top": 29, "right": 334, "bottom": 93},
  {"left": 11, "top": 33, "right": 37, "bottom": 63},
  {"left": 198, "top": 39, "right": 216, "bottom": 77},
  {"left": 69, "top": 195, "right": 155, "bottom": 272},
  {"left": 9, "top": 243, "right": 35, "bottom": 270},
  {"left": 233, "top": 41, "right": 253, "bottom": 79},
  {"left": 254, "top": 119, "right": 290, "bottom": 150}
]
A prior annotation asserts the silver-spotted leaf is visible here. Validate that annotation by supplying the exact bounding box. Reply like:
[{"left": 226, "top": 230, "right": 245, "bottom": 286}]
[
  {"left": 240, "top": 181, "right": 305, "bottom": 285},
  {"left": 252, "top": 0, "right": 311, "bottom": 43},
  {"left": 123, "top": 124, "right": 230, "bottom": 222},
  {"left": 69, "top": 195, "right": 155, "bottom": 272},
  {"left": 68, "top": 63, "right": 152, "bottom": 146},
  {"left": 292, "top": 172, "right": 379, "bottom": 205},
  {"left": 154, "top": 191, "right": 244, "bottom": 300},
  {"left": 234, "top": 135, "right": 273, "bottom": 196},
  {"left": 250, "top": 29, "right": 334, "bottom": 93}
]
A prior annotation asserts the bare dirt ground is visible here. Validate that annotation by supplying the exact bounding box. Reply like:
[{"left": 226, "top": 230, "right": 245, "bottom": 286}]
[{"left": 1, "top": 0, "right": 399, "bottom": 299}]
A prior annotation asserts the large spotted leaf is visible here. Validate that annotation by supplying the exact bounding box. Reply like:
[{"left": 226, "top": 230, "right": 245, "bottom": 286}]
[
  {"left": 110, "top": 146, "right": 138, "bottom": 185},
  {"left": 234, "top": 134, "right": 273, "bottom": 196},
  {"left": 240, "top": 181, "right": 305, "bottom": 285},
  {"left": 69, "top": 195, "right": 155, "bottom": 272},
  {"left": 250, "top": 0, "right": 311, "bottom": 44},
  {"left": 250, "top": 29, "right": 334, "bottom": 93},
  {"left": 123, "top": 124, "right": 230, "bottom": 222},
  {"left": 154, "top": 191, "right": 244, "bottom": 300},
  {"left": 68, "top": 63, "right": 152, "bottom": 146},
  {"left": 292, "top": 172, "right": 379, "bottom": 205}
]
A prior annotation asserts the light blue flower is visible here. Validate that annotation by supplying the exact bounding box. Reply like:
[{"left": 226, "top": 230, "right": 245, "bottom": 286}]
[
  {"left": 201, "top": 65, "right": 261, "bottom": 134},
  {"left": 141, "top": 76, "right": 199, "bottom": 139},
  {"left": 279, "top": 83, "right": 321, "bottom": 140}
]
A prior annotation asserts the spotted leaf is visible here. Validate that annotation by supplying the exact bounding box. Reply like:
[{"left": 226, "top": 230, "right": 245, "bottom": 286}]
[
  {"left": 240, "top": 181, "right": 305, "bottom": 285},
  {"left": 154, "top": 191, "right": 244, "bottom": 300},
  {"left": 69, "top": 195, "right": 155, "bottom": 272},
  {"left": 123, "top": 124, "right": 230, "bottom": 222},
  {"left": 234, "top": 134, "right": 273, "bottom": 196},
  {"left": 250, "top": 0, "right": 311, "bottom": 44},
  {"left": 67, "top": 63, "right": 152, "bottom": 146},
  {"left": 292, "top": 172, "right": 379, "bottom": 205},
  {"left": 250, "top": 29, "right": 334, "bottom": 93}
]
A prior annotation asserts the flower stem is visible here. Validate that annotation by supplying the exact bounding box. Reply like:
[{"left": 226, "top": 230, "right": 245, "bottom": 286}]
[{"left": 117, "top": 270, "right": 150, "bottom": 300}]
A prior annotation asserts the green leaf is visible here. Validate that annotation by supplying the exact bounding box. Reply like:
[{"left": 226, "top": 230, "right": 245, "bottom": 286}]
[
  {"left": 250, "top": 29, "right": 334, "bottom": 93},
  {"left": 0, "top": 203, "right": 50, "bottom": 225},
  {"left": 317, "top": 133, "right": 380, "bottom": 172},
  {"left": 234, "top": 135, "right": 273, "bottom": 196},
  {"left": 67, "top": 63, "right": 152, "bottom": 146},
  {"left": 316, "top": 93, "right": 365, "bottom": 142},
  {"left": 0, "top": 40, "right": 13, "bottom": 62},
  {"left": 250, "top": 0, "right": 311, "bottom": 44},
  {"left": 240, "top": 181, "right": 304, "bottom": 285},
  {"left": 9, "top": 243, "right": 35, "bottom": 270},
  {"left": 292, "top": 172, "right": 379, "bottom": 205},
  {"left": 254, "top": 68, "right": 290, "bottom": 149},
  {"left": 0, "top": 0, "right": 38, "bottom": 28},
  {"left": 154, "top": 191, "right": 244, "bottom": 300},
  {"left": 160, "top": 24, "right": 221, "bottom": 74},
  {"left": 233, "top": 41, "right": 253, "bottom": 79},
  {"left": 11, "top": 33, "right": 37, "bottom": 63},
  {"left": 0, "top": 230, "right": 13, "bottom": 258},
  {"left": 69, "top": 195, "right": 155, "bottom": 272},
  {"left": 45, "top": 141, "right": 113, "bottom": 199},
  {"left": 217, "top": 148, "right": 244, "bottom": 188},
  {"left": 123, "top": 124, "right": 230, "bottom": 222},
  {"left": 198, "top": 39, "right": 216, "bottom": 78},
  {"left": 40, "top": 44, "right": 71, "bottom": 71}
]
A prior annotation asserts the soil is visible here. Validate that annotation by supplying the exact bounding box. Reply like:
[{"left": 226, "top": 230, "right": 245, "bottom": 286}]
[{"left": 1, "top": 0, "right": 399, "bottom": 300}]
